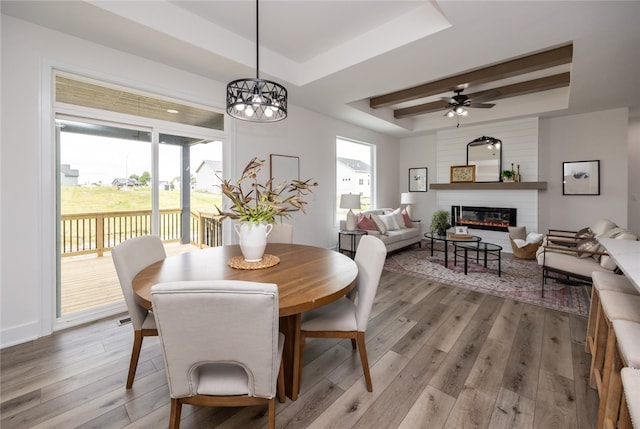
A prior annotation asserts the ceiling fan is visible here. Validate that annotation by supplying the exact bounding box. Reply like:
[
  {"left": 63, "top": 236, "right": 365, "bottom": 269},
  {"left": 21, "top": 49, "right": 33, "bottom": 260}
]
[{"left": 443, "top": 89, "right": 496, "bottom": 118}]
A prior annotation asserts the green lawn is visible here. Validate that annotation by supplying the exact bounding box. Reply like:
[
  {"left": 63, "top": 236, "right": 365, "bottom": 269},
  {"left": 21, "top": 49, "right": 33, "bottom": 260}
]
[{"left": 61, "top": 186, "right": 221, "bottom": 214}]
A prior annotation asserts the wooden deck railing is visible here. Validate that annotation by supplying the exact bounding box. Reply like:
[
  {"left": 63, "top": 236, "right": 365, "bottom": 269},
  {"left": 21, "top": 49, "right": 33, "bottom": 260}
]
[{"left": 60, "top": 209, "right": 223, "bottom": 257}]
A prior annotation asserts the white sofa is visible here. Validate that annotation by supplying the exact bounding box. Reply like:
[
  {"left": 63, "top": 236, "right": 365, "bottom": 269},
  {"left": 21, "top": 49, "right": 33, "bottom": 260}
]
[{"left": 339, "top": 208, "right": 422, "bottom": 254}]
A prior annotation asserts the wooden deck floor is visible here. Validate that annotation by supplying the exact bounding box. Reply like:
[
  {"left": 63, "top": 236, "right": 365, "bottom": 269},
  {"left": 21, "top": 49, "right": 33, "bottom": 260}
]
[{"left": 60, "top": 243, "right": 199, "bottom": 315}]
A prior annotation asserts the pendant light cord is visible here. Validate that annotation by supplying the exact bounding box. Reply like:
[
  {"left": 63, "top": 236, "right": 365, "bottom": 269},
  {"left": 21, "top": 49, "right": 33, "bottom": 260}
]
[{"left": 255, "top": 0, "right": 260, "bottom": 79}]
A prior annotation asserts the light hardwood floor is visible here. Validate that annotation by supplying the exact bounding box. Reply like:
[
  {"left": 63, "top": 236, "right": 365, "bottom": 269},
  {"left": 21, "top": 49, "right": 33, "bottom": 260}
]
[{"left": 1, "top": 269, "right": 598, "bottom": 428}]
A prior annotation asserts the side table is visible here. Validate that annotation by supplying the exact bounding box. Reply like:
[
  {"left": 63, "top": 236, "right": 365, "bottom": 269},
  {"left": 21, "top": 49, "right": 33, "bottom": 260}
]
[{"left": 338, "top": 229, "right": 368, "bottom": 258}]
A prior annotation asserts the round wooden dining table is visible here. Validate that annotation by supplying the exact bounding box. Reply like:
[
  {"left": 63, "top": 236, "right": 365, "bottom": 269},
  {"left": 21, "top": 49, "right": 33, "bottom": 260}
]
[{"left": 132, "top": 243, "right": 358, "bottom": 400}]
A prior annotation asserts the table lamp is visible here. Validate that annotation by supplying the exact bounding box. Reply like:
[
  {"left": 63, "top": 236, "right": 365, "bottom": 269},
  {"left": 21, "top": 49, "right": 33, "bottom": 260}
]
[
  {"left": 401, "top": 192, "right": 417, "bottom": 220},
  {"left": 340, "top": 194, "right": 361, "bottom": 231}
]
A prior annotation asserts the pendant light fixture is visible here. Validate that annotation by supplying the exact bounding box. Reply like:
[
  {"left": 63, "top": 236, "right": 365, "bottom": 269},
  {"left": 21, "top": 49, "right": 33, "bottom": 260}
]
[{"left": 226, "top": 0, "right": 287, "bottom": 122}]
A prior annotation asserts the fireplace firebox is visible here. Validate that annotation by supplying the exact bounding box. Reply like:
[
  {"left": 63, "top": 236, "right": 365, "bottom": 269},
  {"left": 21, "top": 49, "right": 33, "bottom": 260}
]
[{"left": 451, "top": 206, "right": 516, "bottom": 232}]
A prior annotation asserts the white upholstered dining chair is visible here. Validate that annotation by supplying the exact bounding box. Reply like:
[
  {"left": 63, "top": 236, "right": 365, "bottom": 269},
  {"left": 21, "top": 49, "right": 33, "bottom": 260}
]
[
  {"left": 111, "top": 235, "right": 166, "bottom": 389},
  {"left": 267, "top": 222, "right": 294, "bottom": 244},
  {"left": 151, "top": 280, "right": 285, "bottom": 429},
  {"left": 295, "top": 235, "right": 387, "bottom": 393}
]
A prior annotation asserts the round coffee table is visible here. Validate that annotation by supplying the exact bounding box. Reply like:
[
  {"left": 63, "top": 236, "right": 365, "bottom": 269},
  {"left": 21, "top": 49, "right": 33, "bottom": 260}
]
[
  {"left": 424, "top": 232, "right": 481, "bottom": 268},
  {"left": 454, "top": 241, "right": 503, "bottom": 276}
]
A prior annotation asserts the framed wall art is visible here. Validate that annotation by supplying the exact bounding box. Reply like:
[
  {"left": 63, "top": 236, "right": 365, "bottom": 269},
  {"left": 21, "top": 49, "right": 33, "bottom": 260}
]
[
  {"left": 408, "top": 167, "right": 428, "bottom": 192},
  {"left": 562, "top": 160, "right": 600, "bottom": 195},
  {"left": 450, "top": 165, "right": 476, "bottom": 183},
  {"left": 270, "top": 154, "right": 299, "bottom": 191}
]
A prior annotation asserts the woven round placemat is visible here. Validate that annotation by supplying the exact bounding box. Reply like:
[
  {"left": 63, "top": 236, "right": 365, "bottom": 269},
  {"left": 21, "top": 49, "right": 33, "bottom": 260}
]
[{"left": 228, "top": 254, "right": 280, "bottom": 270}]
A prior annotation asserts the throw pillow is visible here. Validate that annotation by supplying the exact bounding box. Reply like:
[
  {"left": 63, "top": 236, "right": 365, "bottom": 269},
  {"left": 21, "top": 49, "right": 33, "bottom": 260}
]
[
  {"left": 513, "top": 238, "right": 528, "bottom": 248},
  {"left": 357, "top": 213, "right": 377, "bottom": 231},
  {"left": 575, "top": 227, "right": 594, "bottom": 239},
  {"left": 379, "top": 213, "right": 400, "bottom": 231},
  {"left": 508, "top": 226, "right": 526, "bottom": 240},
  {"left": 577, "top": 238, "right": 601, "bottom": 258},
  {"left": 401, "top": 208, "right": 413, "bottom": 228},
  {"left": 600, "top": 227, "right": 631, "bottom": 240},
  {"left": 392, "top": 208, "right": 407, "bottom": 229},
  {"left": 370, "top": 214, "right": 387, "bottom": 234},
  {"left": 590, "top": 218, "right": 617, "bottom": 237},
  {"left": 526, "top": 232, "right": 544, "bottom": 243}
]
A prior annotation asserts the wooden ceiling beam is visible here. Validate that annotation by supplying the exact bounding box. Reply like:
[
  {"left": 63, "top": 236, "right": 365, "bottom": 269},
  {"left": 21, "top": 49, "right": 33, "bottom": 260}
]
[
  {"left": 370, "top": 44, "right": 573, "bottom": 109},
  {"left": 394, "top": 72, "right": 571, "bottom": 119}
]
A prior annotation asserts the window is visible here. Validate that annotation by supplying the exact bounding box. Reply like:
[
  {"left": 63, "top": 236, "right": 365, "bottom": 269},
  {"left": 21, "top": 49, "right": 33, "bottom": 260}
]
[{"left": 336, "top": 137, "right": 374, "bottom": 223}]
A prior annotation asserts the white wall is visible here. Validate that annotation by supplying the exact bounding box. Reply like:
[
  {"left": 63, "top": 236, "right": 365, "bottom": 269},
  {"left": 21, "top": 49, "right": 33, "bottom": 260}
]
[
  {"left": 628, "top": 109, "right": 640, "bottom": 234},
  {"left": 0, "top": 15, "right": 399, "bottom": 348},
  {"left": 398, "top": 133, "right": 437, "bottom": 235},
  {"left": 538, "top": 108, "right": 629, "bottom": 233}
]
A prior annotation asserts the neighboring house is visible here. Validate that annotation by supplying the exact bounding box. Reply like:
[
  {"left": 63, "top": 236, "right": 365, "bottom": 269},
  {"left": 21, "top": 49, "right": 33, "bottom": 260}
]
[
  {"left": 160, "top": 180, "right": 173, "bottom": 191},
  {"left": 337, "top": 157, "right": 370, "bottom": 197},
  {"left": 60, "top": 164, "right": 79, "bottom": 186},
  {"left": 195, "top": 160, "right": 222, "bottom": 192},
  {"left": 111, "top": 178, "right": 138, "bottom": 187}
]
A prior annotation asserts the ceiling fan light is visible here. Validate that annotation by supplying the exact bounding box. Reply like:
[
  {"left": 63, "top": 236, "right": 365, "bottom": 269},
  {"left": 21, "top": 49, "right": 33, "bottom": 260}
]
[
  {"left": 460, "top": 109, "right": 468, "bottom": 117},
  {"left": 447, "top": 110, "right": 455, "bottom": 118}
]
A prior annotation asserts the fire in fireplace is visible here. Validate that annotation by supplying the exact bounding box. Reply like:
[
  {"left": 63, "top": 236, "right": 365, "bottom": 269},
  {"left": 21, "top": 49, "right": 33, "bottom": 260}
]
[{"left": 451, "top": 206, "right": 517, "bottom": 232}]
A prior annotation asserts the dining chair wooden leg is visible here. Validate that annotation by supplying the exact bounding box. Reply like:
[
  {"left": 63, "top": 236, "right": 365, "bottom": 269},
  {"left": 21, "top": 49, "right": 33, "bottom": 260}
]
[
  {"left": 127, "top": 330, "right": 144, "bottom": 389},
  {"left": 268, "top": 397, "right": 276, "bottom": 429},
  {"left": 277, "top": 360, "right": 285, "bottom": 403},
  {"left": 356, "top": 331, "right": 373, "bottom": 392},
  {"left": 292, "top": 330, "right": 305, "bottom": 401},
  {"left": 169, "top": 398, "right": 182, "bottom": 429}
]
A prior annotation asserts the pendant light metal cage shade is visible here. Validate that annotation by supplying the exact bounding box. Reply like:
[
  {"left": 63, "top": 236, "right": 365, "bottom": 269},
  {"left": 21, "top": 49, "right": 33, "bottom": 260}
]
[{"left": 226, "top": 78, "right": 287, "bottom": 122}]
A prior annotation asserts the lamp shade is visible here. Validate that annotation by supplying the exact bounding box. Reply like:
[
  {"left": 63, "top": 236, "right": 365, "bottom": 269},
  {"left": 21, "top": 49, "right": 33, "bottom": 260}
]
[
  {"left": 340, "top": 194, "right": 361, "bottom": 210},
  {"left": 401, "top": 192, "right": 416, "bottom": 205}
]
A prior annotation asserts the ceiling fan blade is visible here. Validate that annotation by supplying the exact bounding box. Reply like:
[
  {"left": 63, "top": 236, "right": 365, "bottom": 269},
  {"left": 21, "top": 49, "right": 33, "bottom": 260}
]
[
  {"left": 441, "top": 97, "right": 456, "bottom": 104},
  {"left": 468, "top": 90, "right": 500, "bottom": 103},
  {"left": 469, "top": 103, "right": 495, "bottom": 108}
]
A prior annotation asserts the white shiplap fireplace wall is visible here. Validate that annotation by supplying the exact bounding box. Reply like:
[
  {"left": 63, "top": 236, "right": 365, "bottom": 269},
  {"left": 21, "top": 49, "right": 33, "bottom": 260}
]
[{"left": 435, "top": 117, "right": 540, "bottom": 252}]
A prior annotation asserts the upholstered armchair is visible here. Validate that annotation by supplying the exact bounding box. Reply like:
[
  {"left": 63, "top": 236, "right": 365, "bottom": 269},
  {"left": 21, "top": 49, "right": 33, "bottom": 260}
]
[{"left": 536, "top": 218, "right": 638, "bottom": 295}]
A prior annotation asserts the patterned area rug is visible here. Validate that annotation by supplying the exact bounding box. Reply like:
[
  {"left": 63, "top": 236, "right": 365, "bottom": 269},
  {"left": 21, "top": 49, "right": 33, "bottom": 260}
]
[{"left": 384, "top": 245, "right": 589, "bottom": 316}]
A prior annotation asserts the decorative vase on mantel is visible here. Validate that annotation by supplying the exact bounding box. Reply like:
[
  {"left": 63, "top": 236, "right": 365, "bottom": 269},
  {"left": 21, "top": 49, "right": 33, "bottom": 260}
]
[{"left": 234, "top": 222, "right": 273, "bottom": 262}]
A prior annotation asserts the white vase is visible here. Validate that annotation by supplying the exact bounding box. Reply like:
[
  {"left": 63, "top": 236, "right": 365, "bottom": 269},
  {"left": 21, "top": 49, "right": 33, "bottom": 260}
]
[{"left": 234, "top": 222, "right": 273, "bottom": 262}]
